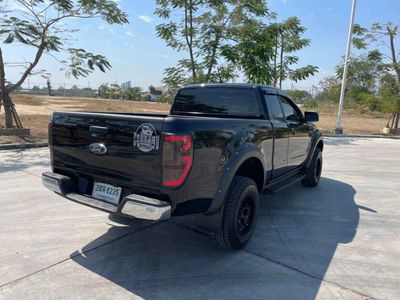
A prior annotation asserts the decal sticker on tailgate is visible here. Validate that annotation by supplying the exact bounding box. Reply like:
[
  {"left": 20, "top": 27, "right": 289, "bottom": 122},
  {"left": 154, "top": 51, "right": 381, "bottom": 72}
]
[{"left": 133, "top": 123, "right": 160, "bottom": 152}]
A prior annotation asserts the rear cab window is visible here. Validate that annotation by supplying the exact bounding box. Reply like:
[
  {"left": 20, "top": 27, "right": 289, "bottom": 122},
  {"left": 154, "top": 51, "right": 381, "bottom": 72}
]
[
  {"left": 171, "top": 87, "right": 261, "bottom": 117},
  {"left": 264, "top": 94, "right": 284, "bottom": 121},
  {"left": 279, "top": 96, "right": 304, "bottom": 122}
]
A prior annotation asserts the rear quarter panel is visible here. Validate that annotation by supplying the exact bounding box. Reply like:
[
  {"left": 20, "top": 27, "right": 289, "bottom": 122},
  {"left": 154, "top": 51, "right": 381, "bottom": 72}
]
[{"left": 161, "top": 116, "right": 273, "bottom": 214}]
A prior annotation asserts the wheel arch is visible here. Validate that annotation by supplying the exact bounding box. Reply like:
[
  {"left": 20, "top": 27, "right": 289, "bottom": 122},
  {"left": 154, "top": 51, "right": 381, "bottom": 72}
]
[
  {"left": 206, "top": 143, "right": 265, "bottom": 216},
  {"left": 305, "top": 133, "right": 324, "bottom": 168},
  {"left": 234, "top": 157, "right": 264, "bottom": 192},
  {"left": 316, "top": 139, "right": 324, "bottom": 152}
]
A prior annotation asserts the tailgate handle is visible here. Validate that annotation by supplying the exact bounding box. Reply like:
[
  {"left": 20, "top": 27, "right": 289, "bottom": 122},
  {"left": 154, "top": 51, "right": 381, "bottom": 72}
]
[{"left": 90, "top": 126, "right": 109, "bottom": 136}]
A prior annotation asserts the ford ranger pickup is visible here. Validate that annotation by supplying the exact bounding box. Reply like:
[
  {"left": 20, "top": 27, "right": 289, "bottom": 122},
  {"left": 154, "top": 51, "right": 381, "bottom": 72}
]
[{"left": 42, "top": 83, "right": 323, "bottom": 249}]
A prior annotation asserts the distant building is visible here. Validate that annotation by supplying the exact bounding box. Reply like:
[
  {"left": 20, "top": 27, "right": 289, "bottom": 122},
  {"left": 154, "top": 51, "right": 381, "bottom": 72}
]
[
  {"left": 148, "top": 85, "right": 162, "bottom": 102},
  {"left": 140, "top": 91, "right": 149, "bottom": 98},
  {"left": 121, "top": 81, "right": 132, "bottom": 90}
]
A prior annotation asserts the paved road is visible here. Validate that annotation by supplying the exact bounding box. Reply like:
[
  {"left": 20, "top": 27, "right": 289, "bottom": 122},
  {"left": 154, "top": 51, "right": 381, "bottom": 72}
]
[{"left": 0, "top": 138, "right": 399, "bottom": 299}]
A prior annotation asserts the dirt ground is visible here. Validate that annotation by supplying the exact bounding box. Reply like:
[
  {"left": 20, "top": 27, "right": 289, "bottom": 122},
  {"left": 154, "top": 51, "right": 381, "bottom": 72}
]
[
  {"left": 0, "top": 94, "right": 390, "bottom": 144},
  {"left": 317, "top": 112, "right": 388, "bottom": 134},
  {"left": 9, "top": 94, "right": 171, "bottom": 115},
  {"left": 0, "top": 94, "right": 170, "bottom": 144}
]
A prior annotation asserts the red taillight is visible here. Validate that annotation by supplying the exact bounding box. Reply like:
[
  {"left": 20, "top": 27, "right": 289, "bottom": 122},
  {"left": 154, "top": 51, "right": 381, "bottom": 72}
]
[{"left": 163, "top": 135, "right": 193, "bottom": 187}]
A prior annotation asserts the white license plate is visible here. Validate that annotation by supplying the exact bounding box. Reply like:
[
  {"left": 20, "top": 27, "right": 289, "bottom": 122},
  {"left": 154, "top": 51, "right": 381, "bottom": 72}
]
[{"left": 92, "top": 182, "right": 122, "bottom": 205}]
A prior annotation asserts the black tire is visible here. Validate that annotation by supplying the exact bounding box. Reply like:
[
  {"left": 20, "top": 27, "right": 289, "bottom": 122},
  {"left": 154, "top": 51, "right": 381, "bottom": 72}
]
[
  {"left": 302, "top": 148, "right": 322, "bottom": 187},
  {"left": 217, "top": 176, "right": 260, "bottom": 250}
]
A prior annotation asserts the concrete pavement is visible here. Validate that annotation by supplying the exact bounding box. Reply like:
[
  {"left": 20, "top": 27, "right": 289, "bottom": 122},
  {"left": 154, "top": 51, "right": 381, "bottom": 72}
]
[{"left": 0, "top": 138, "right": 399, "bottom": 299}]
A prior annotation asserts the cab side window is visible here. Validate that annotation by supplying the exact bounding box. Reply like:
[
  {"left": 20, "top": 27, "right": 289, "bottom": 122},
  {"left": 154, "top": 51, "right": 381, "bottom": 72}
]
[
  {"left": 279, "top": 97, "right": 303, "bottom": 122},
  {"left": 264, "top": 95, "right": 284, "bottom": 121}
]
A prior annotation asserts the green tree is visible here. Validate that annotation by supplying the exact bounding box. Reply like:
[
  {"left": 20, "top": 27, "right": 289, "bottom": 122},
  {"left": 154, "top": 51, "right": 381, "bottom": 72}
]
[
  {"left": 98, "top": 84, "right": 109, "bottom": 99},
  {"left": 337, "top": 52, "right": 383, "bottom": 94},
  {"left": 353, "top": 22, "right": 400, "bottom": 129},
  {"left": 0, "top": 0, "right": 128, "bottom": 129},
  {"left": 379, "top": 73, "right": 400, "bottom": 125},
  {"left": 221, "top": 20, "right": 277, "bottom": 84},
  {"left": 155, "top": 0, "right": 269, "bottom": 89},
  {"left": 317, "top": 51, "right": 400, "bottom": 113},
  {"left": 222, "top": 16, "right": 318, "bottom": 86},
  {"left": 336, "top": 52, "right": 384, "bottom": 109},
  {"left": 124, "top": 87, "right": 142, "bottom": 101},
  {"left": 108, "top": 83, "right": 122, "bottom": 99},
  {"left": 31, "top": 85, "right": 41, "bottom": 92},
  {"left": 198, "top": 0, "right": 268, "bottom": 83},
  {"left": 315, "top": 76, "right": 341, "bottom": 103},
  {"left": 98, "top": 83, "right": 122, "bottom": 99},
  {"left": 273, "top": 17, "right": 318, "bottom": 88},
  {"left": 155, "top": 0, "right": 198, "bottom": 81},
  {"left": 286, "top": 89, "right": 311, "bottom": 104}
]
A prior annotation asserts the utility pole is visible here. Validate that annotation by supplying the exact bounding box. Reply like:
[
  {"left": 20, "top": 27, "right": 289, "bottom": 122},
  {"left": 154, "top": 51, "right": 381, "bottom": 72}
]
[{"left": 334, "top": 0, "right": 357, "bottom": 134}]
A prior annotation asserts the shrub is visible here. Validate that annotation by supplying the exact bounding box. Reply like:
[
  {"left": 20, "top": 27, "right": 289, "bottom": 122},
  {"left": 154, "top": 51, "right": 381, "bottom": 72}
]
[
  {"left": 158, "top": 94, "right": 173, "bottom": 104},
  {"left": 303, "top": 98, "right": 319, "bottom": 109}
]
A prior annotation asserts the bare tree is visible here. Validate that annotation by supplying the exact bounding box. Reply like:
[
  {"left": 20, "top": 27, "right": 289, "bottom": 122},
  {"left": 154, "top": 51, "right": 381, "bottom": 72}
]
[
  {"left": 46, "top": 78, "right": 52, "bottom": 96},
  {"left": 0, "top": 0, "right": 128, "bottom": 129}
]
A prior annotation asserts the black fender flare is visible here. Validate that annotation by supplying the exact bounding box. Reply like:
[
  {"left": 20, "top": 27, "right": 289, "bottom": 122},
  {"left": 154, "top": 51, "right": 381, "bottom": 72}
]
[
  {"left": 207, "top": 143, "right": 265, "bottom": 216},
  {"left": 305, "top": 131, "right": 324, "bottom": 168},
  {"left": 196, "top": 143, "right": 265, "bottom": 233}
]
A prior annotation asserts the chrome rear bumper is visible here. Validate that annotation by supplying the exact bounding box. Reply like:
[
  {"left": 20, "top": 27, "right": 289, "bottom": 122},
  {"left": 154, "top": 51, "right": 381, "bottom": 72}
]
[{"left": 42, "top": 172, "right": 171, "bottom": 221}]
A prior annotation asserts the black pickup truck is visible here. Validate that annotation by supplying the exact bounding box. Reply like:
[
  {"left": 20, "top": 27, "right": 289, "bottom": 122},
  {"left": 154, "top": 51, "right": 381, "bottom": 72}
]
[{"left": 42, "top": 83, "right": 323, "bottom": 249}]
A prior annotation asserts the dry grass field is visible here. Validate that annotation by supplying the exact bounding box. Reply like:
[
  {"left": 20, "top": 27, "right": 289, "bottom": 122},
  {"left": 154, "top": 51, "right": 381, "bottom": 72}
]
[
  {"left": 312, "top": 102, "right": 389, "bottom": 135},
  {"left": 0, "top": 94, "right": 170, "bottom": 144},
  {"left": 0, "top": 94, "right": 390, "bottom": 144}
]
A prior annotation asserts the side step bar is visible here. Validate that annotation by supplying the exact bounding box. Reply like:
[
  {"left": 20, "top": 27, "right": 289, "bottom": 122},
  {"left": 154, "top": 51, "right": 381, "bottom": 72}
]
[
  {"left": 42, "top": 171, "right": 171, "bottom": 221},
  {"left": 263, "top": 173, "right": 305, "bottom": 195}
]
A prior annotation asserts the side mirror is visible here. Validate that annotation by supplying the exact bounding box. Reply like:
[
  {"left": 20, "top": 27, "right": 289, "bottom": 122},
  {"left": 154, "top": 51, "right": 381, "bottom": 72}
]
[{"left": 304, "top": 111, "right": 319, "bottom": 122}]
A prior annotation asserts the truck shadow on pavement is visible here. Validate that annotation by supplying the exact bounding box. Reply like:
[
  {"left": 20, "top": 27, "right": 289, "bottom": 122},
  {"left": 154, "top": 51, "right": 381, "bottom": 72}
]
[{"left": 70, "top": 177, "right": 361, "bottom": 299}]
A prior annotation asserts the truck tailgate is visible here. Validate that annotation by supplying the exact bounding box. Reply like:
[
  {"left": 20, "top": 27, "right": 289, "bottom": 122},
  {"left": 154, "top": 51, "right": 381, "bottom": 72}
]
[{"left": 51, "top": 112, "right": 166, "bottom": 194}]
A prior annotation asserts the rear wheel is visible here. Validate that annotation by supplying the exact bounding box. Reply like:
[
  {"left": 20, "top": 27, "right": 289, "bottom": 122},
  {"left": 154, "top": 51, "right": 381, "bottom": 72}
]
[
  {"left": 302, "top": 148, "right": 322, "bottom": 187},
  {"left": 217, "top": 176, "right": 259, "bottom": 250}
]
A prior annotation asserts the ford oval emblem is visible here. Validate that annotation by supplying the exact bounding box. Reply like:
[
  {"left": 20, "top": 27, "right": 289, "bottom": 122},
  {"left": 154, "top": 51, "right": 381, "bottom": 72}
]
[{"left": 89, "top": 143, "right": 107, "bottom": 155}]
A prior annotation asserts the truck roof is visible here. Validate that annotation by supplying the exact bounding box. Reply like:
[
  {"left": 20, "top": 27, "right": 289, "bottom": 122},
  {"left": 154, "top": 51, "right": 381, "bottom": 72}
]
[
  {"left": 180, "top": 83, "right": 289, "bottom": 98},
  {"left": 181, "top": 83, "right": 275, "bottom": 90}
]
